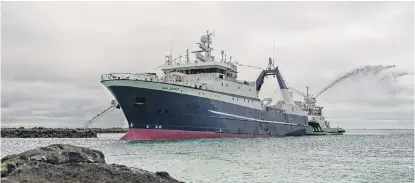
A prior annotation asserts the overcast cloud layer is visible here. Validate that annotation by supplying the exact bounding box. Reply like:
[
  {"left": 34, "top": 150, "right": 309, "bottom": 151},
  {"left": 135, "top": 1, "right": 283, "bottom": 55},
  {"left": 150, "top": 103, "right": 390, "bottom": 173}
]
[{"left": 1, "top": 1, "right": 414, "bottom": 129}]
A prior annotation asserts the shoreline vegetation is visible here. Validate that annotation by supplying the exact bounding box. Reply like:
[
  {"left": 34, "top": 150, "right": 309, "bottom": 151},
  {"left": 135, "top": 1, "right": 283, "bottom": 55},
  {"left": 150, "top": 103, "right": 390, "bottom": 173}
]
[{"left": 1, "top": 127, "right": 128, "bottom": 138}]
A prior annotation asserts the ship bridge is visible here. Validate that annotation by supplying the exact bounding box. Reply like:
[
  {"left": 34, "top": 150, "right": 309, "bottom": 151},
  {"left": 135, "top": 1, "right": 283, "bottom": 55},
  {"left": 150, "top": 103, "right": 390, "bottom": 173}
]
[{"left": 162, "top": 61, "right": 238, "bottom": 80}]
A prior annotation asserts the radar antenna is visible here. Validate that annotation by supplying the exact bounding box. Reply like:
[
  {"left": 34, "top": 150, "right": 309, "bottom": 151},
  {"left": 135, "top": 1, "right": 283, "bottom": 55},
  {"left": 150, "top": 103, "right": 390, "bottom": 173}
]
[{"left": 192, "top": 30, "right": 214, "bottom": 62}]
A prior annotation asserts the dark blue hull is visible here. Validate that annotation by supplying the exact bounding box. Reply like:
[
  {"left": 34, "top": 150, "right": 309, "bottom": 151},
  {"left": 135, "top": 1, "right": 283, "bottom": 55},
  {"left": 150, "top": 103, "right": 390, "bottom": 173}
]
[{"left": 104, "top": 82, "right": 307, "bottom": 140}]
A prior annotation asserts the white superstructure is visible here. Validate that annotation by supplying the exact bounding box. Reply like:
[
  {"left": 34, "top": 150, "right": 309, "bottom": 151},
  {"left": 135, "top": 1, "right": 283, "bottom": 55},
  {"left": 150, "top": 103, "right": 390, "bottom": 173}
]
[{"left": 101, "top": 30, "right": 305, "bottom": 116}]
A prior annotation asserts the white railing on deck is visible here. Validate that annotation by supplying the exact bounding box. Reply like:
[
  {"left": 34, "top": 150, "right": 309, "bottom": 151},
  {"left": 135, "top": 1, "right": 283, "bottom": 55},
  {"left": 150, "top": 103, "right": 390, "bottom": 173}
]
[{"left": 101, "top": 73, "right": 214, "bottom": 90}]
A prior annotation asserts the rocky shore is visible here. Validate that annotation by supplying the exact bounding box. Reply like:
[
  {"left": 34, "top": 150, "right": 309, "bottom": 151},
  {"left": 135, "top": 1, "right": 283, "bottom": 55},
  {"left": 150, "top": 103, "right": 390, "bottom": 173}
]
[
  {"left": 87, "top": 127, "right": 128, "bottom": 133},
  {"left": 1, "top": 127, "right": 130, "bottom": 138},
  {"left": 1, "top": 127, "right": 98, "bottom": 138},
  {"left": 1, "top": 144, "right": 183, "bottom": 183}
]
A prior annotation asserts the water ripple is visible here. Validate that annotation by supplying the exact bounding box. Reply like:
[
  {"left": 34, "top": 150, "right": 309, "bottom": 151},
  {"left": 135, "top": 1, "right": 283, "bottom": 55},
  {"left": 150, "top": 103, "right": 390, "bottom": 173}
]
[{"left": 1, "top": 129, "right": 413, "bottom": 183}]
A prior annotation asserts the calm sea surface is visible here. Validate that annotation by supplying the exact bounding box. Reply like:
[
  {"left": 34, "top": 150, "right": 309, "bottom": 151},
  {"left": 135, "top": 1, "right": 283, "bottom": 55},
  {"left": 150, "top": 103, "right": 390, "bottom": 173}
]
[{"left": 1, "top": 129, "right": 413, "bottom": 183}]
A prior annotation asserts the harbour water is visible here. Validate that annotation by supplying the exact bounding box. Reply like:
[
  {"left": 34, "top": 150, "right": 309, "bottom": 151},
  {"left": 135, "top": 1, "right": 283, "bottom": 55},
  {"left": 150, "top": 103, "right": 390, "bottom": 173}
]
[{"left": 1, "top": 129, "right": 413, "bottom": 183}]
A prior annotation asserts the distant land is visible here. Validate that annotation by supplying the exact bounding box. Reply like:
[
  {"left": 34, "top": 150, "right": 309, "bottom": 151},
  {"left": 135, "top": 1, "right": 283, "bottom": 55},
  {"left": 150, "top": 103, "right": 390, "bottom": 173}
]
[{"left": 0, "top": 127, "right": 128, "bottom": 132}]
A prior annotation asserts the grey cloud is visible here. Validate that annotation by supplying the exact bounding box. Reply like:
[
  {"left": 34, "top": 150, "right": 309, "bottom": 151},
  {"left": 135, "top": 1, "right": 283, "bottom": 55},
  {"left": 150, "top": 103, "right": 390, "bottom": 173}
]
[{"left": 1, "top": 1, "right": 413, "bottom": 129}]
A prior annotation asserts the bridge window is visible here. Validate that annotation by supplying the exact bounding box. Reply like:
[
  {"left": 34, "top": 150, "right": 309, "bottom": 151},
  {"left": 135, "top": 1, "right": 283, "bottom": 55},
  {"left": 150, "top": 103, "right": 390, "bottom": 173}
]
[{"left": 186, "top": 68, "right": 226, "bottom": 75}]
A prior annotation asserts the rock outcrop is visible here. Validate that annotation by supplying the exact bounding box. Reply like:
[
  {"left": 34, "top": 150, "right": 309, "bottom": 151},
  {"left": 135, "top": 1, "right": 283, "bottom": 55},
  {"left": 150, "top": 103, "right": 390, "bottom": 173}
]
[{"left": 1, "top": 144, "right": 183, "bottom": 183}]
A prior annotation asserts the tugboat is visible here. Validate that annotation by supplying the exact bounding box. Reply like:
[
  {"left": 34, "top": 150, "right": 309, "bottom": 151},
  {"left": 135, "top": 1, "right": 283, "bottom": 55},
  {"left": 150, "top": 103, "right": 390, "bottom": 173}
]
[
  {"left": 99, "top": 31, "right": 309, "bottom": 141},
  {"left": 299, "top": 87, "right": 345, "bottom": 135},
  {"left": 274, "top": 86, "right": 345, "bottom": 135}
]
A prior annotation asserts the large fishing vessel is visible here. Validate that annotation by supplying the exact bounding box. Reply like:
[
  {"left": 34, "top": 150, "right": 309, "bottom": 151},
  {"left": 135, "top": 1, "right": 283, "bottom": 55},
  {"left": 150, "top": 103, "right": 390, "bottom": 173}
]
[{"left": 100, "top": 31, "right": 308, "bottom": 141}]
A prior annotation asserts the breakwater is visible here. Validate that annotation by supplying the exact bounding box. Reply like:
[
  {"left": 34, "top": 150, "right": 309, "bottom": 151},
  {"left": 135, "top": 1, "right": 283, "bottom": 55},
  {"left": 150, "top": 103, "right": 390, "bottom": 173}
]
[
  {"left": 1, "top": 127, "right": 97, "bottom": 138},
  {"left": 87, "top": 127, "right": 128, "bottom": 133}
]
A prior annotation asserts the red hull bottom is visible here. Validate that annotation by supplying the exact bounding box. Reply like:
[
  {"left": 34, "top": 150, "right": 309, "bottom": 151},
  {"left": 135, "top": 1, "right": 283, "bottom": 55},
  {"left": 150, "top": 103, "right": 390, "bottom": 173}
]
[{"left": 120, "top": 129, "right": 269, "bottom": 141}]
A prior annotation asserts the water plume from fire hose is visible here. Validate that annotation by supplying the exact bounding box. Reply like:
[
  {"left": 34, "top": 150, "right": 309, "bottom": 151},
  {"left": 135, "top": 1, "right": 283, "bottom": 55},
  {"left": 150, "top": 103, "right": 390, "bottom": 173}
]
[{"left": 314, "top": 65, "right": 396, "bottom": 98}]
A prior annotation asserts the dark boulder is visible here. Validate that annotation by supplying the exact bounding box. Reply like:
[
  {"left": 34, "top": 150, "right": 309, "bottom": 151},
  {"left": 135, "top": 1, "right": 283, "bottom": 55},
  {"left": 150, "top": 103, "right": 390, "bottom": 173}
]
[{"left": 1, "top": 144, "right": 183, "bottom": 183}]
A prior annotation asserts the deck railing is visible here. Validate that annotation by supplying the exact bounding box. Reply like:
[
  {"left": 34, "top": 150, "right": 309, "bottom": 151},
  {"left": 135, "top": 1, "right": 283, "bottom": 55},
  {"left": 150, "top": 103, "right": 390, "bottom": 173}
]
[{"left": 101, "top": 73, "right": 215, "bottom": 90}]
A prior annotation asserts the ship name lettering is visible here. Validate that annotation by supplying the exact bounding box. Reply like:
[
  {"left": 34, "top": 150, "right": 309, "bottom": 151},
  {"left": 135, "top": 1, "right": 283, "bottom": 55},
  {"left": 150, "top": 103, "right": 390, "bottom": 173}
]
[{"left": 162, "top": 87, "right": 180, "bottom": 91}]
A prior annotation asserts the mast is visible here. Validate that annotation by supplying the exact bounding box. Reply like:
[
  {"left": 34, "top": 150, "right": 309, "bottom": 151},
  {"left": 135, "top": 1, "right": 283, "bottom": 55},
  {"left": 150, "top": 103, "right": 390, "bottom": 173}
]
[
  {"left": 170, "top": 40, "right": 173, "bottom": 63},
  {"left": 273, "top": 40, "right": 275, "bottom": 66},
  {"left": 191, "top": 30, "right": 214, "bottom": 62},
  {"left": 186, "top": 49, "right": 190, "bottom": 63}
]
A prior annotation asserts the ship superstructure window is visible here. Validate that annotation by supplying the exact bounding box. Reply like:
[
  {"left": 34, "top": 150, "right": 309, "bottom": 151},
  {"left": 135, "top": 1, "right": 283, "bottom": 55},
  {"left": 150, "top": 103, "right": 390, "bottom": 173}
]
[{"left": 180, "top": 68, "right": 226, "bottom": 75}]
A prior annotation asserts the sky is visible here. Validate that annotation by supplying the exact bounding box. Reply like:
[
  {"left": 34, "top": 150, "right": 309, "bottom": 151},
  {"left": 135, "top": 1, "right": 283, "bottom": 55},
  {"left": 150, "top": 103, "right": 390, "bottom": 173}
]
[{"left": 1, "top": 1, "right": 414, "bottom": 129}]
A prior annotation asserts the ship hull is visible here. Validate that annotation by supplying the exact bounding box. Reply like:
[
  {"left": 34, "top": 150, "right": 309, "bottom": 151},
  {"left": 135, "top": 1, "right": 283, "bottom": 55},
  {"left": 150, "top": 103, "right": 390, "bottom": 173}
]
[
  {"left": 102, "top": 80, "right": 308, "bottom": 141},
  {"left": 306, "top": 121, "right": 345, "bottom": 135}
]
